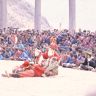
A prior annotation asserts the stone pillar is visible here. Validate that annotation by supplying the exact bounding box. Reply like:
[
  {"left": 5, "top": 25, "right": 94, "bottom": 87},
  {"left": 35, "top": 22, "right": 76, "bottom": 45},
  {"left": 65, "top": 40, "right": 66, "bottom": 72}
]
[
  {"left": 69, "top": 0, "right": 76, "bottom": 32},
  {"left": 35, "top": 0, "right": 41, "bottom": 32},
  {"left": 0, "top": 0, "right": 7, "bottom": 29}
]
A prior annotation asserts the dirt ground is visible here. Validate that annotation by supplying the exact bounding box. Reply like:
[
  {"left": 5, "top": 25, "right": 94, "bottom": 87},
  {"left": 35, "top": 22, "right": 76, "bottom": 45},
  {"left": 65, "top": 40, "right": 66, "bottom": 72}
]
[{"left": 0, "top": 60, "right": 96, "bottom": 96}]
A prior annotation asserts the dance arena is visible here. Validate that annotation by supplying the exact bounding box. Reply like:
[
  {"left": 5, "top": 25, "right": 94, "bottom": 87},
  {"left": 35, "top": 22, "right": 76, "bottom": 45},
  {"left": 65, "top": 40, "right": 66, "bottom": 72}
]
[{"left": 0, "top": 60, "right": 96, "bottom": 96}]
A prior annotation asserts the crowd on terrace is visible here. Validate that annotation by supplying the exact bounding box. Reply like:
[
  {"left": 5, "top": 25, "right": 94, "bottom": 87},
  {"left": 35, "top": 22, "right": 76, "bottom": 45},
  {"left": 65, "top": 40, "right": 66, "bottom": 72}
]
[{"left": 0, "top": 27, "right": 96, "bottom": 71}]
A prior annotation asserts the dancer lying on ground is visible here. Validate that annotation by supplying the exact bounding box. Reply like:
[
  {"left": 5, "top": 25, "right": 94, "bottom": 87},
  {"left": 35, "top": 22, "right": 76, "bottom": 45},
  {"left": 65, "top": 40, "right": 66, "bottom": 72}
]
[{"left": 2, "top": 61, "right": 45, "bottom": 77}]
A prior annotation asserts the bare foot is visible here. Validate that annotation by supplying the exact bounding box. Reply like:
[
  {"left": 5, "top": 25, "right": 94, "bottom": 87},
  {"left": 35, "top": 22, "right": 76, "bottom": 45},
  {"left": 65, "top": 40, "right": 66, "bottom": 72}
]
[{"left": 2, "top": 71, "right": 10, "bottom": 77}]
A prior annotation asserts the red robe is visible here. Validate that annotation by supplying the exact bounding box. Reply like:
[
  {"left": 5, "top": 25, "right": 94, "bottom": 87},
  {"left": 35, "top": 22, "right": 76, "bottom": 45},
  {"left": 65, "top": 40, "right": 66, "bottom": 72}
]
[{"left": 33, "top": 64, "right": 45, "bottom": 77}]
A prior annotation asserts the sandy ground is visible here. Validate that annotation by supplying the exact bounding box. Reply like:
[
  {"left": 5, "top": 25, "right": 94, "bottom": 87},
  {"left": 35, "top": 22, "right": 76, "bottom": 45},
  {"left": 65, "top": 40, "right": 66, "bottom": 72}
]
[{"left": 0, "top": 60, "right": 96, "bottom": 96}]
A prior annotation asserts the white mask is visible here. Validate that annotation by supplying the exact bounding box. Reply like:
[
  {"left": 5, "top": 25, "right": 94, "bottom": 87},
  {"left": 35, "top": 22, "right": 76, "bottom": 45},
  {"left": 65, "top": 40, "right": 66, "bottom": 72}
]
[
  {"left": 48, "top": 48, "right": 54, "bottom": 57},
  {"left": 35, "top": 49, "right": 40, "bottom": 57}
]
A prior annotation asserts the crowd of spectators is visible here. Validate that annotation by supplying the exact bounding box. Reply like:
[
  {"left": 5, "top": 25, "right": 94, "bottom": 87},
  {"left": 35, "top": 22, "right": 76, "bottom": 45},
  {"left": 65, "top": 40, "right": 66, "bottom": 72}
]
[{"left": 0, "top": 27, "right": 96, "bottom": 71}]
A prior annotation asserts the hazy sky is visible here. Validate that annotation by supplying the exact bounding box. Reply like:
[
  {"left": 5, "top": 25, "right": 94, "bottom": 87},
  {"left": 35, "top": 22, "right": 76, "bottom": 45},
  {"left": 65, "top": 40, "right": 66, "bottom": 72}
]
[{"left": 29, "top": 0, "right": 96, "bottom": 31}]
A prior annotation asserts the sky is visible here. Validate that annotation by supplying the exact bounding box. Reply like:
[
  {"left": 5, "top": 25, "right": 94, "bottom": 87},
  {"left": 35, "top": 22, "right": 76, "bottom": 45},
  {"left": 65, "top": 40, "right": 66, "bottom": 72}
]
[{"left": 28, "top": 0, "right": 96, "bottom": 31}]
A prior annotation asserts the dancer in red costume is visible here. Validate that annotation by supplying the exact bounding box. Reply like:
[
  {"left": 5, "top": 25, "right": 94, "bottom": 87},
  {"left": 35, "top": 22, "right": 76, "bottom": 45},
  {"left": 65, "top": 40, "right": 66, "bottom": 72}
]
[
  {"left": 2, "top": 61, "right": 34, "bottom": 77},
  {"left": 43, "top": 43, "right": 60, "bottom": 76}
]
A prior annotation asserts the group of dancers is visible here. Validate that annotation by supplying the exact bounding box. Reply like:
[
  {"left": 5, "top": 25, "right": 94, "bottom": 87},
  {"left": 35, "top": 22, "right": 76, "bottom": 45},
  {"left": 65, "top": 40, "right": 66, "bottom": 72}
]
[{"left": 2, "top": 42, "right": 60, "bottom": 78}]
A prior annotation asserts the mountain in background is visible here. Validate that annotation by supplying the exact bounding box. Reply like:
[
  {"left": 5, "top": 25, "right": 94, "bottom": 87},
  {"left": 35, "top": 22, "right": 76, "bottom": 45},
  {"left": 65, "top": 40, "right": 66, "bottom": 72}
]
[{"left": 8, "top": 0, "right": 51, "bottom": 30}]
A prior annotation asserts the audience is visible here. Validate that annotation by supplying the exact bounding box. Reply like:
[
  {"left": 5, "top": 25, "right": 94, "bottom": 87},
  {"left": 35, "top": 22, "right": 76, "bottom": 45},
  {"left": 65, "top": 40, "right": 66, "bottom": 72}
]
[{"left": 0, "top": 27, "right": 96, "bottom": 72}]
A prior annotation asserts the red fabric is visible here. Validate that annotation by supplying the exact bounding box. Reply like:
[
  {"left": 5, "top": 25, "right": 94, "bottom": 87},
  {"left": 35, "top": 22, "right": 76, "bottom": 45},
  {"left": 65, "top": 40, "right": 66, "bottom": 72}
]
[
  {"left": 12, "top": 35, "right": 18, "bottom": 44},
  {"left": 42, "top": 52, "right": 49, "bottom": 59},
  {"left": 19, "top": 70, "right": 35, "bottom": 77},
  {"left": 21, "top": 61, "right": 30, "bottom": 68},
  {"left": 33, "top": 64, "right": 45, "bottom": 77},
  {"left": 50, "top": 43, "right": 58, "bottom": 50},
  {"left": 54, "top": 52, "right": 61, "bottom": 61},
  {"left": 15, "top": 50, "right": 22, "bottom": 56}
]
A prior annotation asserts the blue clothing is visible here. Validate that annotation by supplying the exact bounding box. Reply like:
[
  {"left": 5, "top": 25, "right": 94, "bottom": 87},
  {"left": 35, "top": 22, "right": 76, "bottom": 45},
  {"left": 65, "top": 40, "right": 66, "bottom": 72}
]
[
  {"left": 45, "top": 38, "right": 50, "bottom": 45},
  {"left": 71, "top": 38, "right": 77, "bottom": 44},
  {"left": 65, "top": 56, "right": 74, "bottom": 64},
  {"left": 9, "top": 50, "right": 15, "bottom": 56},
  {"left": 27, "top": 38, "right": 33, "bottom": 45},
  {"left": 57, "top": 36, "right": 63, "bottom": 44},
  {"left": 19, "top": 52, "right": 31, "bottom": 61},
  {"left": 0, "top": 55, "right": 3, "bottom": 60},
  {"left": 17, "top": 44, "right": 25, "bottom": 50}
]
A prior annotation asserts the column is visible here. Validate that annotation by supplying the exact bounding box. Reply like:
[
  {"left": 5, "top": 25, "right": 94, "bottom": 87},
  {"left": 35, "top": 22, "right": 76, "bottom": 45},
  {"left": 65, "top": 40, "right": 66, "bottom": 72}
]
[
  {"left": 0, "top": 0, "right": 7, "bottom": 29},
  {"left": 69, "top": 0, "right": 76, "bottom": 32},
  {"left": 35, "top": 0, "right": 41, "bottom": 32}
]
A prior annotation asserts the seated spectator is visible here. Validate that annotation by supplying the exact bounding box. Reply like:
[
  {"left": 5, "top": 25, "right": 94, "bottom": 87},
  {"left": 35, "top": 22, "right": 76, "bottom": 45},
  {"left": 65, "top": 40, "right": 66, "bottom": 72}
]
[
  {"left": 79, "top": 52, "right": 94, "bottom": 71},
  {"left": 0, "top": 50, "right": 4, "bottom": 60}
]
